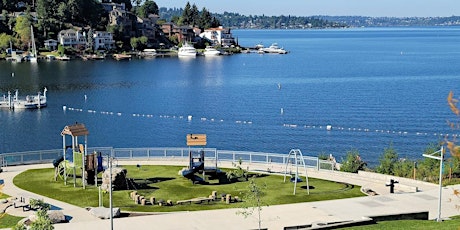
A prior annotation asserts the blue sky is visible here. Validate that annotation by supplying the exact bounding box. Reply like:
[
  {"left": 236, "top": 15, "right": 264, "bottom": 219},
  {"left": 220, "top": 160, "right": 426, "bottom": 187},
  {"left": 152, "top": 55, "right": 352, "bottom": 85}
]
[{"left": 153, "top": 0, "right": 458, "bottom": 17}]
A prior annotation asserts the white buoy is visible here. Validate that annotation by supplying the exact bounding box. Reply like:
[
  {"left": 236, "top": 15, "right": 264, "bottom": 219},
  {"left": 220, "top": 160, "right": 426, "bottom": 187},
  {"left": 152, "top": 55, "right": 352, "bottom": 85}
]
[
  {"left": 280, "top": 108, "right": 284, "bottom": 115},
  {"left": 187, "top": 115, "right": 192, "bottom": 121},
  {"left": 326, "top": 125, "right": 332, "bottom": 131},
  {"left": 84, "top": 95, "right": 87, "bottom": 101},
  {"left": 11, "top": 72, "right": 14, "bottom": 77},
  {"left": 62, "top": 105, "right": 67, "bottom": 111}
]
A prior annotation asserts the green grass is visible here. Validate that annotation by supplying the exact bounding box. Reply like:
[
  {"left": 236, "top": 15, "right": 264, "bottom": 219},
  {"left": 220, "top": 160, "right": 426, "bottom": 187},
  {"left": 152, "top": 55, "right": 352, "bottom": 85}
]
[
  {"left": 0, "top": 214, "right": 23, "bottom": 228},
  {"left": 13, "top": 165, "right": 364, "bottom": 212},
  {"left": 342, "top": 216, "right": 460, "bottom": 229}
]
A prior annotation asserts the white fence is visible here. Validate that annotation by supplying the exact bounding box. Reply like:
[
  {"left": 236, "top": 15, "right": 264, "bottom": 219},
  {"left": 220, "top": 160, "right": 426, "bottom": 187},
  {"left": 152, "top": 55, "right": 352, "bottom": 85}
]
[{"left": 0, "top": 147, "right": 334, "bottom": 171}]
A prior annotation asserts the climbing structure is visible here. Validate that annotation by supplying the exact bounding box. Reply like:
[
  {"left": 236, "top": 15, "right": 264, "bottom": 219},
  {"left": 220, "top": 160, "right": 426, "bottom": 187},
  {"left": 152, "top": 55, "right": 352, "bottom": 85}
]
[{"left": 60, "top": 123, "right": 89, "bottom": 188}]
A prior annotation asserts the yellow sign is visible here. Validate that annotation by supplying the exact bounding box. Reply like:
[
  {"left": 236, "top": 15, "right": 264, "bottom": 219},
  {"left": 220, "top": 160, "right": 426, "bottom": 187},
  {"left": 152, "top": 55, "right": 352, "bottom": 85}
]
[{"left": 187, "top": 134, "right": 207, "bottom": 146}]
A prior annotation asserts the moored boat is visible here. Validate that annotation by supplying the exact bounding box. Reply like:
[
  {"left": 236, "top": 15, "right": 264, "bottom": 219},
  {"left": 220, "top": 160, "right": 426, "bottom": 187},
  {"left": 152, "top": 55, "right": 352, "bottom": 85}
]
[
  {"left": 141, "top": 49, "right": 157, "bottom": 58},
  {"left": 113, "top": 53, "right": 132, "bottom": 60},
  {"left": 0, "top": 88, "right": 47, "bottom": 109},
  {"left": 203, "top": 47, "right": 221, "bottom": 56},
  {"left": 259, "top": 43, "right": 288, "bottom": 54},
  {"left": 178, "top": 42, "right": 197, "bottom": 57},
  {"left": 56, "top": 55, "right": 71, "bottom": 61}
]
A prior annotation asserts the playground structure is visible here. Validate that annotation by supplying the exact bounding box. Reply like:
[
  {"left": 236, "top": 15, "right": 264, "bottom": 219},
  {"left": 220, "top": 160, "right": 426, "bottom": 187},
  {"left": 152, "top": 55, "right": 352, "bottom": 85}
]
[
  {"left": 56, "top": 123, "right": 104, "bottom": 188},
  {"left": 179, "top": 134, "right": 220, "bottom": 183},
  {"left": 283, "top": 149, "right": 310, "bottom": 195}
]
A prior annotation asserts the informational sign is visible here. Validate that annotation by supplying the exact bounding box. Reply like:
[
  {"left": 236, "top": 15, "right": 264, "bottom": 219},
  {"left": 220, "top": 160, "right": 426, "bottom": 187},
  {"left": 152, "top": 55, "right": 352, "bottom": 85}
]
[{"left": 187, "top": 134, "right": 207, "bottom": 146}]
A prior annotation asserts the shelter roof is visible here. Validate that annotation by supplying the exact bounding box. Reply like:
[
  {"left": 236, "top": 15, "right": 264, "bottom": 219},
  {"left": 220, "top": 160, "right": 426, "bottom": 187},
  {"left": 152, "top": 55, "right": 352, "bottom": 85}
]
[{"left": 61, "top": 123, "right": 89, "bottom": 136}]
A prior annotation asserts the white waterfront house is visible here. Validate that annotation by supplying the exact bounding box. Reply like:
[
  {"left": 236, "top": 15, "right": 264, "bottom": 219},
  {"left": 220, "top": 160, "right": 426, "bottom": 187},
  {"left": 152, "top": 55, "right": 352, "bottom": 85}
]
[
  {"left": 93, "top": 31, "right": 115, "bottom": 50},
  {"left": 199, "top": 26, "right": 235, "bottom": 47},
  {"left": 44, "top": 39, "right": 58, "bottom": 51},
  {"left": 57, "top": 29, "right": 87, "bottom": 49}
]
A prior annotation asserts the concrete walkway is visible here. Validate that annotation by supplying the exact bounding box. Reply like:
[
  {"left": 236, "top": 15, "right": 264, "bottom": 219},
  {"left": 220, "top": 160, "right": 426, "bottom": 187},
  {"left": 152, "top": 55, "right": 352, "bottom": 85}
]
[{"left": 1, "top": 161, "right": 459, "bottom": 230}]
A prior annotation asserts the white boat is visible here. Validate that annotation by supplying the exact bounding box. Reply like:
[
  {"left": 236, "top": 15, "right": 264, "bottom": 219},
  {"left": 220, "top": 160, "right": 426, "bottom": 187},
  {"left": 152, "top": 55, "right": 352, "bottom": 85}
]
[
  {"left": 112, "top": 53, "right": 131, "bottom": 60},
  {"left": 142, "top": 49, "right": 157, "bottom": 57},
  {"left": 203, "top": 47, "right": 221, "bottom": 56},
  {"left": 178, "top": 42, "right": 197, "bottom": 57},
  {"left": 29, "top": 25, "right": 38, "bottom": 63},
  {"left": 260, "top": 43, "right": 288, "bottom": 54},
  {"left": 0, "top": 88, "right": 47, "bottom": 109},
  {"left": 56, "top": 55, "right": 71, "bottom": 61}
]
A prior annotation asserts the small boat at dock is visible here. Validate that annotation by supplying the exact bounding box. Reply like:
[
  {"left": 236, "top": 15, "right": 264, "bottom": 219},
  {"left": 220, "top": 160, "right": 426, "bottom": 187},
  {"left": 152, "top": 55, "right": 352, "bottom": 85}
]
[
  {"left": 0, "top": 88, "right": 48, "bottom": 109},
  {"left": 259, "top": 43, "right": 288, "bottom": 54},
  {"left": 113, "top": 53, "right": 132, "bottom": 60},
  {"left": 178, "top": 42, "right": 197, "bottom": 57},
  {"left": 203, "top": 47, "right": 221, "bottom": 56}
]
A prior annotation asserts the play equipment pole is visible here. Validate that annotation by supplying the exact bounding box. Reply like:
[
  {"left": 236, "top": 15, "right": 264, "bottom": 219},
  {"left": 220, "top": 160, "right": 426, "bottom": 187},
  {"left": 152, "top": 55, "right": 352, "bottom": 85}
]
[{"left": 62, "top": 135, "right": 66, "bottom": 185}]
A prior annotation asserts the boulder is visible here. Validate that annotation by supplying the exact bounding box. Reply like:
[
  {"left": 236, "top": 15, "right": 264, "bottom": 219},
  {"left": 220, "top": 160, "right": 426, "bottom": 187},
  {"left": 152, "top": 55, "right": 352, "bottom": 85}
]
[
  {"left": 101, "top": 167, "right": 128, "bottom": 192},
  {"left": 88, "top": 207, "right": 121, "bottom": 219}
]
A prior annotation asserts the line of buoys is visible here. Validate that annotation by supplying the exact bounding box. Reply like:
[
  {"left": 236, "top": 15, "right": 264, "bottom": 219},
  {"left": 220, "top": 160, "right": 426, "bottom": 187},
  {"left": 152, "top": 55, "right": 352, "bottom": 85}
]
[
  {"left": 62, "top": 106, "right": 248, "bottom": 125},
  {"left": 283, "top": 123, "right": 459, "bottom": 137}
]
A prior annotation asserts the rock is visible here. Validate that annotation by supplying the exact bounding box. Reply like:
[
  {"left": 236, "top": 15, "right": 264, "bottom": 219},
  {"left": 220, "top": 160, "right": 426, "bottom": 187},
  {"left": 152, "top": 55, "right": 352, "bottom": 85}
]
[
  {"left": 100, "top": 167, "right": 128, "bottom": 192},
  {"left": 48, "top": 210, "right": 66, "bottom": 223},
  {"left": 88, "top": 207, "right": 120, "bottom": 219}
]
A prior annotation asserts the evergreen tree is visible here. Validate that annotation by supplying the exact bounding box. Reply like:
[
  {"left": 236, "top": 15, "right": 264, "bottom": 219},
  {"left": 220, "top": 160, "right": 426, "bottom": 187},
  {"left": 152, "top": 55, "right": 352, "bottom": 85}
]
[
  {"left": 199, "top": 7, "right": 212, "bottom": 29},
  {"left": 181, "top": 2, "right": 192, "bottom": 25},
  {"left": 340, "top": 150, "right": 367, "bottom": 173},
  {"left": 376, "top": 144, "right": 399, "bottom": 175},
  {"left": 190, "top": 3, "right": 199, "bottom": 26}
]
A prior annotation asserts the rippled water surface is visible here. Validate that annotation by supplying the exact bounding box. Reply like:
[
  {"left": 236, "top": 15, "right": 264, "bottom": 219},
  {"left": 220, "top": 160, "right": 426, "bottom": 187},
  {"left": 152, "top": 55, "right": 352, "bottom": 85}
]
[{"left": 1, "top": 28, "right": 460, "bottom": 165}]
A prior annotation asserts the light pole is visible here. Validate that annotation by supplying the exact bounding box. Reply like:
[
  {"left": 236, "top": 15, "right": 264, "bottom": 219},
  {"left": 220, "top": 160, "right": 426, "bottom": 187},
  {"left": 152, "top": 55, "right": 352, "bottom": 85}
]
[
  {"left": 422, "top": 146, "right": 444, "bottom": 222},
  {"left": 109, "top": 152, "right": 113, "bottom": 230}
]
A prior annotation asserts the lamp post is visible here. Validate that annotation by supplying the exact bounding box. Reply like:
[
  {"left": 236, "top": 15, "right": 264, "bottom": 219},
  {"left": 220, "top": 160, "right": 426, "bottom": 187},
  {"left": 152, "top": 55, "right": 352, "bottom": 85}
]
[
  {"left": 109, "top": 152, "right": 113, "bottom": 230},
  {"left": 422, "top": 146, "right": 444, "bottom": 222}
]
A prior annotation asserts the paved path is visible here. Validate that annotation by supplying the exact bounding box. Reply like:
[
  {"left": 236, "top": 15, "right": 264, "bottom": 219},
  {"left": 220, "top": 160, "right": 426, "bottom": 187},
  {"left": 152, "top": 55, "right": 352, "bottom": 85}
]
[{"left": 1, "top": 162, "right": 459, "bottom": 230}]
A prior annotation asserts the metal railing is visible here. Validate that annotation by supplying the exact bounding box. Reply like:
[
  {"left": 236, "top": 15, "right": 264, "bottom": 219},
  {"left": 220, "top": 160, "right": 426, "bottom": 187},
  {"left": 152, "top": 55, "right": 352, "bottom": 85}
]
[{"left": 0, "top": 147, "right": 334, "bottom": 171}]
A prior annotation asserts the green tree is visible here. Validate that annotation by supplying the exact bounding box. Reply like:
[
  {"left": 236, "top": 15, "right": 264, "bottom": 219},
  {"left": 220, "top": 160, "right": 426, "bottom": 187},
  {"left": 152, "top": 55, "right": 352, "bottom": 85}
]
[
  {"left": 340, "top": 149, "right": 367, "bottom": 173},
  {"left": 237, "top": 177, "right": 267, "bottom": 230},
  {"left": 138, "top": 0, "right": 159, "bottom": 18},
  {"left": 199, "top": 7, "right": 212, "bottom": 29},
  {"left": 393, "top": 159, "right": 414, "bottom": 178},
  {"left": 0, "top": 33, "right": 13, "bottom": 51},
  {"left": 181, "top": 2, "right": 192, "bottom": 25},
  {"left": 13, "top": 16, "right": 32, "bottom": 49},
  {"left": 190, "top": 3, "right": 199, "bottom": 26},
  {"left": 376, "top": 144, "right": 399, "bottom": 175},
  {"left": 417, "top": 143, "right": 442, "bottom": 182},
  {"left": 130, "top": 36, "right": 147, "bottom": 51},
  {"left": 57, "top": 44, "right": 64, "bottom": 56}
]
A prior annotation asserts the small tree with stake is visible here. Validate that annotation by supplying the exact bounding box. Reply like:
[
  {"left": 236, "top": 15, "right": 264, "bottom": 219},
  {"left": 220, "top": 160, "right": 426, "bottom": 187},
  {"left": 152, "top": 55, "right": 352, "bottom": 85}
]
[{"left": 237, "top": 177, "right": 267, "bottom": 230}]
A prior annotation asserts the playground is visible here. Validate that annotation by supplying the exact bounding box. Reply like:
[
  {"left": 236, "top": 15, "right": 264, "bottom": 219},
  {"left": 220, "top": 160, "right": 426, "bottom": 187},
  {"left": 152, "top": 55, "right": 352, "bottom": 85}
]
[{"left": 13, "top": 164, "right": 363, "bottom": 213}]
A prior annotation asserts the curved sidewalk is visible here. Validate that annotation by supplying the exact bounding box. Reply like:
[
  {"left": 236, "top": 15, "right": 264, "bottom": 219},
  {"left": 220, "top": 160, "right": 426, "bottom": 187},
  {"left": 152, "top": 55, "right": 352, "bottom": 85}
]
[{"left": 1, "top": 162, "right": 459, "bottom": 230}]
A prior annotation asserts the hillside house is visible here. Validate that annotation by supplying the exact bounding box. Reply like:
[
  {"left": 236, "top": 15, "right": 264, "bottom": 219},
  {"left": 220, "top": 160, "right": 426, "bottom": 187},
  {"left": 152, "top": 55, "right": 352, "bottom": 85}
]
[
  {"left": 93, "top": 31, "right": 115, "bottom": 50},
  {"left": 57, "top": 29, "right": 87, "bottom": 49},
  {"left": 44, "top": 39, "right": 58, "bottom": 51},
  {"left": 200, "top": 26, "right": 235, "bottom": 47}
]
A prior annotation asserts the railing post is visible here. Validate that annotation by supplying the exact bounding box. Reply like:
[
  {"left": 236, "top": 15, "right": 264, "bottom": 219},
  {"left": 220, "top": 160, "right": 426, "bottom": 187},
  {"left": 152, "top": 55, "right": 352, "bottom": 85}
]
[{"left": 147, "top": 148, "right": 150, "bottom": 158}]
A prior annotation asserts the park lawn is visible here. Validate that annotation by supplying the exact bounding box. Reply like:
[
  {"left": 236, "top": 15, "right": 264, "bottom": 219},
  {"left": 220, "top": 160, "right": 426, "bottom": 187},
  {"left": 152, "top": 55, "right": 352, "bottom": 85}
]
[
  {"left": 0, "top": 214, "right": 24, "bottom": 228},
  {"left": 13, "top": 165, "right": 364, "bottom": 212},
  {"left": 342, "top": 215, "right": 460, "bottom": 229}
]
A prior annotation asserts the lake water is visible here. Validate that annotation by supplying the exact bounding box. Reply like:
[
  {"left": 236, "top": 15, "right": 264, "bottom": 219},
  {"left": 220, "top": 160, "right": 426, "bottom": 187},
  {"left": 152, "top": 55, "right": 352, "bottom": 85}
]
[{"left": 1, "top": 27, "right": 460, "bottom": 165}]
